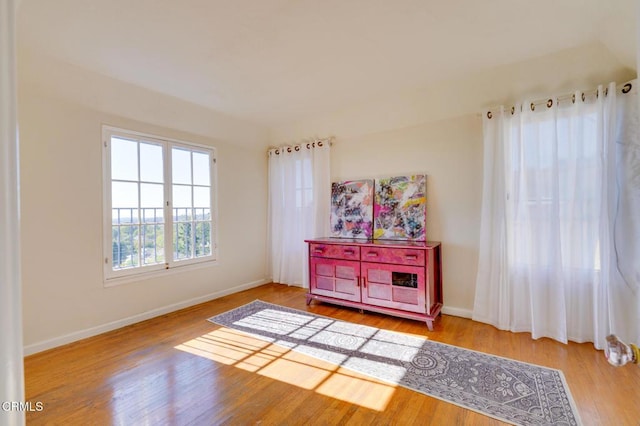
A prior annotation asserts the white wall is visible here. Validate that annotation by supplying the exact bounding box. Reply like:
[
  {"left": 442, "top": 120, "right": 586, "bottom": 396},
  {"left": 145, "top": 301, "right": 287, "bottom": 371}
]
[
  {"left": 330, "top": 115, "right": 483, "bottom": 315},
  {"left": 18, "top": 54, "right": 271, "bottom": 353},
  {"left": 271, "top": 42, "right": 636, "bottom": 317}
]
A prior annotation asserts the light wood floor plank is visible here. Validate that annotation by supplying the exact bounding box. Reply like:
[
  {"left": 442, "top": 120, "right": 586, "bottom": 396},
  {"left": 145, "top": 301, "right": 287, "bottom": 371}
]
[{"left": 24, "top": 283, "right": 640, "bottom": 425}]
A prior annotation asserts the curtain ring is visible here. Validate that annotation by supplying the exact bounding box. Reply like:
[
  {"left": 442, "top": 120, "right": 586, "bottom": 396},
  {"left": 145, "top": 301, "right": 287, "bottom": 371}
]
[
  {"left": 511, "top": 106, "right": 515, "bottom": 115},
  {"left": 546, "top": 99, "right": 553, "bottom": 108},
  {"left": 294, "top": 145, "right": 300, "bottom": 151},
  {"left": 318, "top": 141, "right": 323, "bottom": 147},
  {"left": 275, "top": 149, "right": 280, "bottom": 155},
  {"left": 487, "top": 111, "right": 492, "bottom": 119},
  {"left": 622, "top": 83, "right": 632, "bottom": 94},
  {"left": 287, "top": 147, "right": 292, "bottom": 153},
  {"left": 581, "top": 92, "right": 586, "bottom": 102},
  {"left": 572, "top": 94, "right": 575, "bottom": 104},
  {"left": 604, "top": 87, "right": 609, "bottom": 96},
  {"left": 306, "top": 143, "right": 310, "bottom": 149},
  {"left": 312, "top": 142, "right": 315, "bottom": 148},
  {"left": 530, "top": 102, "right": 535, "bottom": 111}
]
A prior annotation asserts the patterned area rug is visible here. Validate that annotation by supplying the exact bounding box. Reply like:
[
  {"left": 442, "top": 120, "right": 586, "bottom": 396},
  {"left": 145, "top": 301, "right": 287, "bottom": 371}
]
[{"left": 208, "top": 300, "right": 581, "bottom": 426}]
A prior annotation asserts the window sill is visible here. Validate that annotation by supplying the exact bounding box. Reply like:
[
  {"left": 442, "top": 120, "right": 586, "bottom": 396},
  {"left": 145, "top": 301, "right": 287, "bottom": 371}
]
[{"left": 103, "top": 259, "right": 218, "bottom": 288}]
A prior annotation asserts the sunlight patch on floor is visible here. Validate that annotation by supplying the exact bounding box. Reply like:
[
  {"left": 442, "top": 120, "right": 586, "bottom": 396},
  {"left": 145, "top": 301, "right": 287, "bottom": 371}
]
[
  {"left": 175, "top": 327, "right": 397, "bottom": 411},
  {"left": 315, "top": 367, "right": 397, "bottom": 409}
]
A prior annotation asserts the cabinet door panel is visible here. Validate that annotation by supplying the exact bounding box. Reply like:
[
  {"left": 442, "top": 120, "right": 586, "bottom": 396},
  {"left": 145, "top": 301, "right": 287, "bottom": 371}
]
[
  {"left": 316, "top": 263, "right": 334, "bottom": 277},
  {"left": 316, "top": 276, "right": 334, "bottom": 291},
  {"left": 362, "top": 262, "right": 426, "bottom": 313},
  {"left": 336, "top": 265, "right": 356, "bottom": 280},
  {"left": 310, "top": 257, "right": 361, "bottom": 302},
  {"left": 367, "top": 268, "right": 391, "bottom": 284},
  {"left": 336, "top": 278, "right": 357, "bottom": 294},
  {"left": 393, "top": 286, "right": 418, "bottom": 305},
  {"left": 367, "top": 282, "right": 392, "bottom": 301}
]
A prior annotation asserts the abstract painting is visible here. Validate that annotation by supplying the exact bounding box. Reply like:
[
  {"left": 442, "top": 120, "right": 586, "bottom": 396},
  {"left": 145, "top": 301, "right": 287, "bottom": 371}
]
[
  {"left": 330, "top": 179, "right": 373, "bottom": 238},
  {"left": 374, "top": 175, "right": 426, "bottom": 240}
]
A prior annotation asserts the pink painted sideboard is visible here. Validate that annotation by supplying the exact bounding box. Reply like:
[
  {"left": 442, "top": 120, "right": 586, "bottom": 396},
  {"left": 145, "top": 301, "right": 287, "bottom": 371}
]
[{"left": 305, "top": 238, "right": 443, "bottom": 330}]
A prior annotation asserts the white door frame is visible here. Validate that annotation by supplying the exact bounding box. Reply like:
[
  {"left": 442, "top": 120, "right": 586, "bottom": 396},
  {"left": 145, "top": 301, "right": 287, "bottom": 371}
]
[{"left": 0, "top": 0, "right": 25, "bottom": 425}]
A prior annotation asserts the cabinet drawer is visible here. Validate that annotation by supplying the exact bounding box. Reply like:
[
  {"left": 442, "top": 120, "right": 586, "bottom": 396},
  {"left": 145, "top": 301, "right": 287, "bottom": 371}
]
[
  {"left": 310, "top": 243, "right": 360, "bottom": 260},
  {"left": 361, "top": 247, "right": 425, "bottom": 266}
]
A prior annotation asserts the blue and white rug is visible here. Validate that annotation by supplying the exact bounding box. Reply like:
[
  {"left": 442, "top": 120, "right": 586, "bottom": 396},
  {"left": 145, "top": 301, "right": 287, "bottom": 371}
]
[{"left": 208, "top": 300, "right": 581, "bottom": 426}]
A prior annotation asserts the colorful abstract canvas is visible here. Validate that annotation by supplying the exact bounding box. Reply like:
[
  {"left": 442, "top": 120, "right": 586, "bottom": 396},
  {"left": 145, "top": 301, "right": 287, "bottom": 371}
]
[
  {"left": 374, "top": 175, "right": 426, "bottom": 240},
  {"left": 330, "top": 180, "right": 373, "bottom": 238}
]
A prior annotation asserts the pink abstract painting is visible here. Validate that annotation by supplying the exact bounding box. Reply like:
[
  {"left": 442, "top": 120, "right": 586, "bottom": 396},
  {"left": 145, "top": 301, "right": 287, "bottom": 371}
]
[
  {"left": 374, "top": 175, "right": 426, "bottom": 240},
  {"left": 330, "top": 180, "right": 373, "bottom": 238}
]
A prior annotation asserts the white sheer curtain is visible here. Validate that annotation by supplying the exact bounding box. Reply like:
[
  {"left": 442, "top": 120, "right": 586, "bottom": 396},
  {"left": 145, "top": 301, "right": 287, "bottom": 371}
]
[
  {"left": 473, "top": 81, "right": 639, "bottom": 349},
  {"left": 268, "top": 140, "right": 331, "bottom": 287}
]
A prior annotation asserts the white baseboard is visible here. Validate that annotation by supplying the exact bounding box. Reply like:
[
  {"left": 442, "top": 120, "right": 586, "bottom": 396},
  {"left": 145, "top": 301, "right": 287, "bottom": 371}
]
[
  {"left": 23, "top": 278, "right": 268, "bottom": 356},
  {"left": 441, "top": 306, "right": 473, "bottom": 319}
]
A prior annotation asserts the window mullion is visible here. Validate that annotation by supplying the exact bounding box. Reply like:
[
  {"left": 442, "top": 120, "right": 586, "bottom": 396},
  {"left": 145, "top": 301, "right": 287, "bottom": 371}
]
[
  {"left": 164, "top": 142, "right": 173, "bottom": 268},
  {"left": 190, "top": 152, "right": 195, "bottom": 259},
  {"left": 136, "top": 141, "right": 142, "bottom": 268}
]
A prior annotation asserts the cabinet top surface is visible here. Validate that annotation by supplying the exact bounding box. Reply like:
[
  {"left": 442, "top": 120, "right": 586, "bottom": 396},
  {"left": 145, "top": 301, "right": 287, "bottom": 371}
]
[{"left": 305, "top": 238, "right": 441, "bottom": 249}]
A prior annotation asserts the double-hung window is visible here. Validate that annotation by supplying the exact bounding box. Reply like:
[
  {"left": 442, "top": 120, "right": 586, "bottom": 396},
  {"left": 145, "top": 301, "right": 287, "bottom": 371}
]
[
  {"left": 102, "top": 126, "right": 216, "bottom": 283},
  {"left": 507, "top": 107, "right": 601, "bottom": 272}
]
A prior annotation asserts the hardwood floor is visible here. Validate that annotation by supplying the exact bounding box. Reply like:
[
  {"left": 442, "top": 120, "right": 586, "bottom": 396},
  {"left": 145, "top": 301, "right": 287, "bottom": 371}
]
[{"left": 25, "top": 283, "right": 640, "bottom": 425}]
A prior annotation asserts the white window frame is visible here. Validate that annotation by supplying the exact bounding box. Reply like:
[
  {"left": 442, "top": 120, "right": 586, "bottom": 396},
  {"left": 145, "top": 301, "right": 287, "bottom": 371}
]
[{"left": 102, "top": 125, "right": 218, "bottom": 285}]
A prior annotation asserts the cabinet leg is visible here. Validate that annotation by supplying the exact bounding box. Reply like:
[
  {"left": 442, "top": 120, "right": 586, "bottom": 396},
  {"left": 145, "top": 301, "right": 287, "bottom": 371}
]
[
  {"left": 306, "top": 294, "right": 313, "bottom": 306},
  {"left": 426, "top": 319, "right": 434, "bottom": 331}
]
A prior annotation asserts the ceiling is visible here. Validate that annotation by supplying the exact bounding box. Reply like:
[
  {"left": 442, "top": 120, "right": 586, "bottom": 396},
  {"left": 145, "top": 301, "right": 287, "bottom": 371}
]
[{"left": 17, "top": 0, "right": 637, "bottom": 127}]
